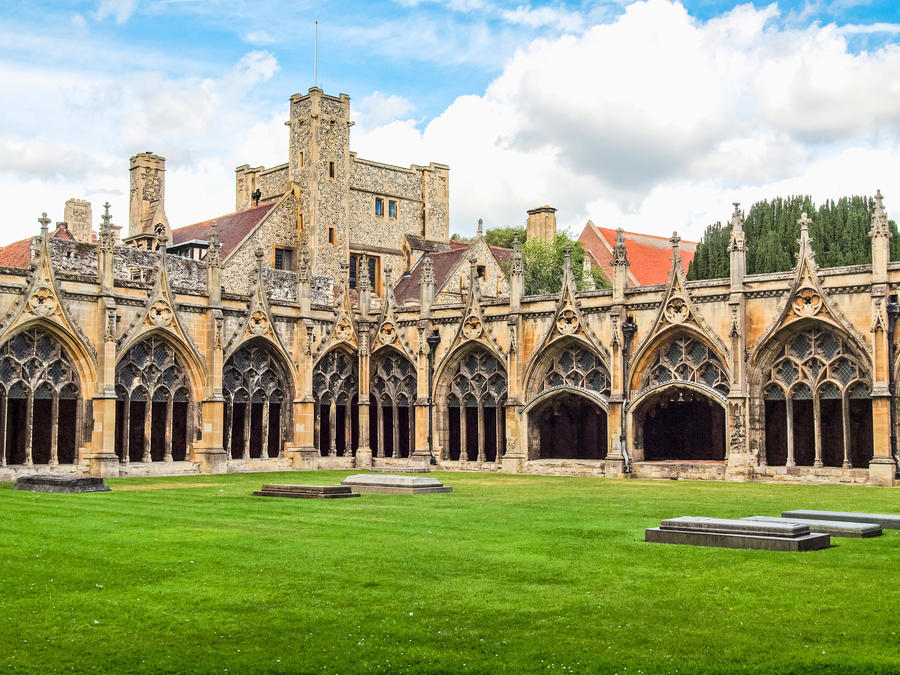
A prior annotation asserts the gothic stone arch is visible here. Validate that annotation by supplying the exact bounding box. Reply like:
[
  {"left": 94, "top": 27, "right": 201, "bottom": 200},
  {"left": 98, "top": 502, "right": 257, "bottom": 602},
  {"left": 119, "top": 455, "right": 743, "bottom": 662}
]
[
  {"left": 370, "top": 347, "right": 417, "bottom": 459},
  {"left": 223, "top": 338, "right": 293, "bottom": 460},
  {"left": 0, "top": 326, "right": 84, "bottom": 466},
  {"left": 312, "top": 347, "right": 359, "bottom": 457}
]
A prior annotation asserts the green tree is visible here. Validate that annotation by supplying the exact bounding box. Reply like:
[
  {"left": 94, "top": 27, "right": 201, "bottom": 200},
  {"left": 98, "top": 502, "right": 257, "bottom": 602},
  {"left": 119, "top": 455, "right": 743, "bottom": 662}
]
[
  {"left": 483, "top": 226, "right": 525, "bottom": 249},
  {"left": 520, "top": 233, "right": 610, "bottom": 295}
]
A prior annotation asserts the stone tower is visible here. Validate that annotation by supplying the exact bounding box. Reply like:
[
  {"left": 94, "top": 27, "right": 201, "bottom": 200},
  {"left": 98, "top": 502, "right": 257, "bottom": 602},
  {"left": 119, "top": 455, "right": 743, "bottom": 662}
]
[
  {"left": 125, "top": 152, "right": 171, "bottom": 249},
  {"left": 63, "top": 199, "right": 92, "bottom": 243},
  {"left": 526, "top": 205, "right": 557, "bottom": 242},
  {"left": 288, "top": 87, "right": 352, "bottom": 277}
]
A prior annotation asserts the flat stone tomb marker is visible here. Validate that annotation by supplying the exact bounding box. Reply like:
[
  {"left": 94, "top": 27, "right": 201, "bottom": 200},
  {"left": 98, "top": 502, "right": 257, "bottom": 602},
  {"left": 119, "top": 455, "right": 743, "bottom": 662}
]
[
  {"left": 12, "top": 475, "right": 110, "bottom": 493},
  {"left": 743, "top": 516, "right": 882, "bottom": 538},
  {"left": 645, "top": 516, "right": 830, "bottom": 551},
  {"left": 782, "top": 510, "right": 900, "bottom": 530},
  {"left": 253, "top": 484, "right": 360, "bottom": 499},
  {"left": 341, "top": 474, "right": 452, "bottom": 495}
]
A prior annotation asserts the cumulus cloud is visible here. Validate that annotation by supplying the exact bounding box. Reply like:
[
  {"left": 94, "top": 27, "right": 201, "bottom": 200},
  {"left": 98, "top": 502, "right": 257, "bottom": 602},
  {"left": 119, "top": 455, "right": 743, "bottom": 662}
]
[
  {"left": 352, "top": 0, "right": 900, "bottom": 238},
  {"left": 501, "top": 5, "right": 585, "bottom": 31}
]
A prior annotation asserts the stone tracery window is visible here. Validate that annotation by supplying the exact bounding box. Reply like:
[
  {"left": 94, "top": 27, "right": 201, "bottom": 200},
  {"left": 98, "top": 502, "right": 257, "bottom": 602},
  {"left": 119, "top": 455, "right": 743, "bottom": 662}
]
[
  {"left": 446, "top": 348, "right": 507, "bottom": 463},
  {"left": 116, "top": 336, "right": 192, "bottom": 463},
  {"left": 0, "top": 328, "right": 82, "bottom": 466},
  {"left": 223, "top": 341, "right": 291, "bottom": 460},
  {"left": 312, "top": 350, "right": 358, "bottom": 457},
  {"left": 641, "top": 335, "right": 728, "bottom": 394},
  {"left": 544, "top": 344, "right": 610, "bottom": 397},
  {"left": 371, "top": 350, "right": 417, "bottom": 459},
  {"left": 762, "top": 326, "right": 872, "bottom": 468}
]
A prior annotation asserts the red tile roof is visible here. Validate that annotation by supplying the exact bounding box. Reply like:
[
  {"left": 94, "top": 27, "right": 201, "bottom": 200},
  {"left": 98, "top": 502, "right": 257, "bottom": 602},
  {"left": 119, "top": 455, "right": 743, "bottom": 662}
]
[
  {"left": 171, "top": 203, "right": 275, "bottom": 260},
  {"left": 0, "top": 224, "right": 77, "bottom": 269},
  {"left": 579, "top": 221, "right": 696, "bottom": 287}
]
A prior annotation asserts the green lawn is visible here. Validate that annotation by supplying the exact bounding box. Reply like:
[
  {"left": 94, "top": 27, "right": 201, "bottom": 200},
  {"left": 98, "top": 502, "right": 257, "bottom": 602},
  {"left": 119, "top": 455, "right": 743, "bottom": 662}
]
[{"left": 1, "top": 472, "right": 899, "bottom": 673}]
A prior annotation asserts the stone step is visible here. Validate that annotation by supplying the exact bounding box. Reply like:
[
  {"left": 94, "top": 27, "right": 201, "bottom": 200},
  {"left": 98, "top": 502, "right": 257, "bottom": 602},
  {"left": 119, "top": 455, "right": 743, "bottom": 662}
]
[
  {"left": 646, "top": 527, "right": 830, "bottom": 551},
  {"left": 743, "top": 516, "right": 882, "bottom": 538},
  {"left": 341, "top": 474, "right": 452, "bottom": 494},
  {"left": 659, "top": 516, "right": 810, "bottom": 538},
  {"left": 253, "top": 484, "right": 359, "bottom": 499},
  {"left": 12, "top": 475, "right": 110, "bottom": 493},
  {"left": 782, "top": 510, "right": 900, "bottom": 530}
]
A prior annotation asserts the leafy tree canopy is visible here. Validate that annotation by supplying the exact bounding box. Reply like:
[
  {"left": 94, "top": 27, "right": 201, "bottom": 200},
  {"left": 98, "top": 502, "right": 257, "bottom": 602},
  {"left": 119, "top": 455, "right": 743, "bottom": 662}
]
[{"left": 687, "top": 195, "right": 900, "bottom": 280}]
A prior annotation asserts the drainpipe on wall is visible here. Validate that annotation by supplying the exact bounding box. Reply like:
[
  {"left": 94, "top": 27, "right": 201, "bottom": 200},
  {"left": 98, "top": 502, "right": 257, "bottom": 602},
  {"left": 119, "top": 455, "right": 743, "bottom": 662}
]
[
  {"left": 621, "top": 316, "right": 638, "bottom": 474},
  {"left": 886, "top": 296, "right": 900, "bottom": 477}
]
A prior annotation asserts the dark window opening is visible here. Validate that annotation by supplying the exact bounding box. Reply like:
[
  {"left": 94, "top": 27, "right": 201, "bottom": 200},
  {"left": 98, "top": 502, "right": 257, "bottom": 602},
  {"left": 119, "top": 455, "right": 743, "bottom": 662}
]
[
  {"left": 388, "top": 200, "right": 397, "bottom": 218},
  {"left": 328, "top": 227, "right": 335, "bottom": 245},
  {"left": 375, "top": 198, "right": 383, "bottom": 216},
  {"left": 329, "top": 161, "right": 335, "bottom": 178},
  {"left": 476, "top": 265, "right": 486, "bottom": 279},
  {"left": 274, "top": 247, "right": 294, "bottom": 271}
]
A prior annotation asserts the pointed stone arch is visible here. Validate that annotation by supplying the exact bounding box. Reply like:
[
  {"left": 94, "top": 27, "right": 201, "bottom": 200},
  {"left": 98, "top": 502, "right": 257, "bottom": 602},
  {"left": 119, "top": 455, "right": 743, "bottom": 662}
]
[
  {"left": 435, "top": 342, "right": 507, "bottom": 464},
  {"left": 524, "top": 335, "right": 611, "bottom": 404},
  {"left": 114, "top": 332, "right": 196, "bottom": 464},
  {"left": 0, "top": 324, "right": 86, "bottom": 466},
  {"left": 750, "top": 319, "right": 873, "bottom": 469},
  {"left": 312, "top": 345, "right": 359, "bottom": 458},
  {"left": 629, "top": 327, "right": 730, "bottom": 397},
  {"left": 223, "top": 337, "right": 294, "bottom": 461},
  {"left": 369, "top": 345, "right": 417, "bottom": 459}
]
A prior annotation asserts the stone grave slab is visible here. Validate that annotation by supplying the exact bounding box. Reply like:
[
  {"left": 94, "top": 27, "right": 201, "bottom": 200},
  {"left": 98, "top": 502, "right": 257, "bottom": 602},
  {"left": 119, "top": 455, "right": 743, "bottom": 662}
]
[
  {"left": 743, "top": 515, "right": 881, "bottom": 538},
  {"left": 253, "top": 484, "right": 359, "bottom": 499},
  {"left": 12, "top": 475, "right": 110, "bottom": 494},
  {"left": 340, "top": 474, "right": 452, "bottom": 494},
  {"left": 782, "top": 510, "right": 900, "bottom": 530},
  {"left": 645, "top": 516, "right": 830, "bottom": 551}
]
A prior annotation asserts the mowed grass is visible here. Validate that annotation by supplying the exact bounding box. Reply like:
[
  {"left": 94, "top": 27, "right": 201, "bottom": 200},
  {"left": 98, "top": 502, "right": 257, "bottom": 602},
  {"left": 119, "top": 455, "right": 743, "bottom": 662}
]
[{"left": 1, "top": 472, "right": 900, "bottom": 673}]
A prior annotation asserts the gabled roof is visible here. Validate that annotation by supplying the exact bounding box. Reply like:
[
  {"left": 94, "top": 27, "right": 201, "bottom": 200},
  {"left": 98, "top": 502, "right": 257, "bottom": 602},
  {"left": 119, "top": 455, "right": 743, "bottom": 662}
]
[
  {"left": 171, "top": 202, "right": 275, "bottom": 260},
  {"left": 579, "top": 221, "right": 696, "bottom": 287},
  {"left": 0, "top": 224, "right": 76, "bottom": 269},
  {"left": 393, "top": 239, "right": 511, "bottom": 305}
]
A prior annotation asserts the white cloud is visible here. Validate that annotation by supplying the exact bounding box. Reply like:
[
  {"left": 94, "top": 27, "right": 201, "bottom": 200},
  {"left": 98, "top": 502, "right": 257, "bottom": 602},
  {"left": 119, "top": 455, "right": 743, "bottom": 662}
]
[
  {"left": 244, "top": 30, "right": 277, "bottom": 45},
  {"left": 501, "top": 5, "right": 585, "bottom": 32},
  {"left": 352, "top": 0, "right": 900, "bottom": 239},
  {"left": 95, "top": 0, "right": 139, "bottom": 24},
  {"left": 354, "top": 92, "right": 417, "bottom": 131}
]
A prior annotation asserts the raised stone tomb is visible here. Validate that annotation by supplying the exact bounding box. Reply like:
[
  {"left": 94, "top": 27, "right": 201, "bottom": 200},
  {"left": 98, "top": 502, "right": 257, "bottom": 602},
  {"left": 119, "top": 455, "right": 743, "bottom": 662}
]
[
  {"left": 782, "top": 510, "right": 900, "bottom": 530},
  {"left": 12, "top": 475, "right": 111, "bottom": 494},
  {"left": 253, "top": 484, "right": 359, "bottom": 499},
  {"left": 341, "top": 474, "right": 452, "bottom": 494},
  {"left": 645, "top": 516, "right": 830, "bottom": 551},
  {"left": 743, "top": 515, "right": 882, "bottom": 538}
]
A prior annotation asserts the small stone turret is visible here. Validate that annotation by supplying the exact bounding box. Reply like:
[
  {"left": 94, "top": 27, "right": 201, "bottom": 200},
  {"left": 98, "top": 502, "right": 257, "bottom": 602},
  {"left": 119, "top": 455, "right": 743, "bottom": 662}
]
[{"left": 125, "top": 152, "right": 170, "bottom": 249}]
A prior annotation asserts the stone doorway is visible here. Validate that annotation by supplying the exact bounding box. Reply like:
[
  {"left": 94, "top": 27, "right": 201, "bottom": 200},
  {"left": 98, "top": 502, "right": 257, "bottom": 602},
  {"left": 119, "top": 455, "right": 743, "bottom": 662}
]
[
  {"left": 635, "top": 388, "right": 725, "bottom": 461},
  {"left": 528, "top": 393, "right": 607, "bottom": 459}
]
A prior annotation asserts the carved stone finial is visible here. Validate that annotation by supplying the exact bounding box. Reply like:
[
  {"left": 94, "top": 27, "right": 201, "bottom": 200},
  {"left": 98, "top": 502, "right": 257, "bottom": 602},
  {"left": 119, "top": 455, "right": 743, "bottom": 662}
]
[
  {"left": 357, "top": 255, "right": 370, "bottom": 293},
  {"left": 563, "top": 242, "right": 572, "bottom": 267},
  {"left": 98, "top": 203, "right": 114, "bottom": 253},
  {"left": 421, "top": 256, "right": 434, "bottom": 286},
  {"left": 511, "top": 233, "right": 524, "bottom": 275},
  {"left": 730, "top": 203, "right": 746, "bottom": 252},
  {"left": 206, "top": 221, "right": 222, "bottom": 266},
  {"left": 38, "top": 212, "right": 50, "bottom": 235},
  {"left": 255, "top": 247, "right": 264, "bottom": 262},
  {"left": 477, "top": 218, "right": 483, "bottom": 236},
  {"left": 797, "top": 212, "right": 812, "bottom": 233},
  {"left": 612, "top": 227, "right": 629, "bottom": 267},
  {"left": 468, "top": 252, "right": 478, "bottom": 267},
  {"left": 298, "top": 239, "right": 311, "bottom": 283},
  {"left": 870, "top": 189, "right": 891, "bottom": 239},
  {"left": 384, "top": 265, "right": 392, "bottom": 289}
]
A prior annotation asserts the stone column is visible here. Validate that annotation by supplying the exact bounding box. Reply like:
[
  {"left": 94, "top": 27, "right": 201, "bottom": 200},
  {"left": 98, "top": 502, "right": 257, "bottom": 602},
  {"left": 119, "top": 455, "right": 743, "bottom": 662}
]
[
  {"left": 313, "top": 404, "right": 320, "bottom": 453},
  {"left": 0, "top": 394, "right": 6, "bottom": 467},
  {"left": 812, "top": 395, "right": 823, "bottom": 468},
  {"left": 261, "top": 401, "right": 270, "bottom": 459},
  {"left": 328, "top": 402, "right": 337, "bottom": 457},
  {"left": 786, "top": 398, "right": 795, "bottom": 467},
  {"left": 142, "top": 400, "right": 152, "bottom": 463},
  {"left": 344, "top": 403, "right": 352, "bottom": 457},
  {"left": 376, "top": 401, "right": 384, "bottom": 458},
  {"left": 495, "top": 407, "right": 503, "bottom": 465},
  {"left": 842, "top": 395, "right": 851, "bottom": 469},
  {"left": 223, "top": 402, "right": 231, "bottom": 460},
  {"left": 121, "top": 396, "right": 131, "bottom": 464},
  {"left": 49, "top": 394, "right": 59, "bottom": 467},
  {"left": 164, "top": 397, "right": 174, "bottom": 462},
  {"left": 408, "top": 405, "right": 415, "bottom": 459},
  {"left": 355, "top": 327, "right": 372, "bottom": 467},
  {"left": 459, "top": 406, "right": 467, "bottom": 462},
  {"left": 243, "top": 401, "right": 252, "bottom": 460},
  {"left": 23, "top": 390, "right": 34, "bottom": 466},
  {"left": 391, "top": 404, "right": 400, "bottom": 458},
  {"left": 476, "top": 401, "right": 486, "bottom": 463}
]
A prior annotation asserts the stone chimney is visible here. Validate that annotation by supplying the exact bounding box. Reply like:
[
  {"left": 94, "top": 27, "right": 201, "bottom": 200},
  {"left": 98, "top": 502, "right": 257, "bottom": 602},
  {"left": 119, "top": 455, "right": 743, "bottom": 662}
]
[
  {"left": 526, "top": 205, "right": 557, "bottom": 242},
  {"left": 126, "top": 152, "right": 170, "bottom": 248},
  {"left": 64, "top": 199, "right": 93, "bottom": 243}
]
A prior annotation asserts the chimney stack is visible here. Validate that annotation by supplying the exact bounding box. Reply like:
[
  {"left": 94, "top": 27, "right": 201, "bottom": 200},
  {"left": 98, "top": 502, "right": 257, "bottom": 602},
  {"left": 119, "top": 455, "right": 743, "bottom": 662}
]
[
  {"left": 64, "top": 199, "right": 93, "bottom": 243},
  {"left": 526, "top": 205, "right": 557, "bottom": 242}
]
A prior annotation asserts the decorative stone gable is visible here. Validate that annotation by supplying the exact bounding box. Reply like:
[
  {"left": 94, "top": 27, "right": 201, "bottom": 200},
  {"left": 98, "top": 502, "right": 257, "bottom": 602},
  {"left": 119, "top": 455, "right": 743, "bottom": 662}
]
[{"left": 441, "top": 254, "right": 504, "bottom": 364}]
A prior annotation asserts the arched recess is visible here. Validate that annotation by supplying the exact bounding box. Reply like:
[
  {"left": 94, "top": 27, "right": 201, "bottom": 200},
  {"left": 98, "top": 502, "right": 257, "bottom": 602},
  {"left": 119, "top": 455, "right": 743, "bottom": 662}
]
[
  {"left": 223, "top": 338, "right": 293, "bottom": 460},
  {"left": 0, "top": 326, "right": 84, "bottom": 466},
  {"left": 524, "top": 338, "right": 610, "bottom": 460},
  {"left": 115, "top": 334, "right": 195, "bottom": 463},
  {"left": 370, "top": 347, "right": 417, "bottom": 459},
  {"left": 753, "top": 323, "right": 873, "bottom": 468},
  {"left": 629, "top": 332, "right": 730, "bottom": 461},
  {"left": 435, "top": 344, "right": 507, "bottom": 463},
  {"left": 312, "top": 347, "right": 359, "bottom": 457}
]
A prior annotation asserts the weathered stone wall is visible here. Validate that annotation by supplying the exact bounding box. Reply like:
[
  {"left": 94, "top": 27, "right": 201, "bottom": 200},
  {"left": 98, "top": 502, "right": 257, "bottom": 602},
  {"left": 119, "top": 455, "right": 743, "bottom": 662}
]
[
  {"left": 223, "top": 193, "right": 299, "bottom": 294},
  {"left": 434, "top": 238, "right": 510, "bottom": 304},
  {"left": 264, "top": 268, "right": 297, "bottom": 302},
  {"left": 256, "top": 164, "right": 288, "bottom": 203},
  {"left": 49, "top": 239, "right": 98, "bottom": 278}
]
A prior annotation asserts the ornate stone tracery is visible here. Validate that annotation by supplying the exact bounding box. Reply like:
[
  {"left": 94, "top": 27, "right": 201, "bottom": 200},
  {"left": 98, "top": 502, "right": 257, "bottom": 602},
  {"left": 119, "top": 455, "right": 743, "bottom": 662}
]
[
  {"left": 312, "top": 350, "right": 358, "bottom": 457},
  {"left": 371, "top": 350, "right": 417, "bottom": 458},
  {"left": 445, "top": 347, "right": 507, "bottom": 463},
  {"left": 640, "top": 335, "right": 729, "bottom": 395},
  {"left": 544, "top": 344, "right": 610, "bottom": 397}
]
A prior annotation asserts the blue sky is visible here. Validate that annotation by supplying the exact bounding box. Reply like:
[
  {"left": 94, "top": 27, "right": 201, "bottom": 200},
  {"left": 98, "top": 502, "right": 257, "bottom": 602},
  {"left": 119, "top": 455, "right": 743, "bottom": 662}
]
[{"left": 2, "top": 0, "right": 900, "bottom": 245}]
